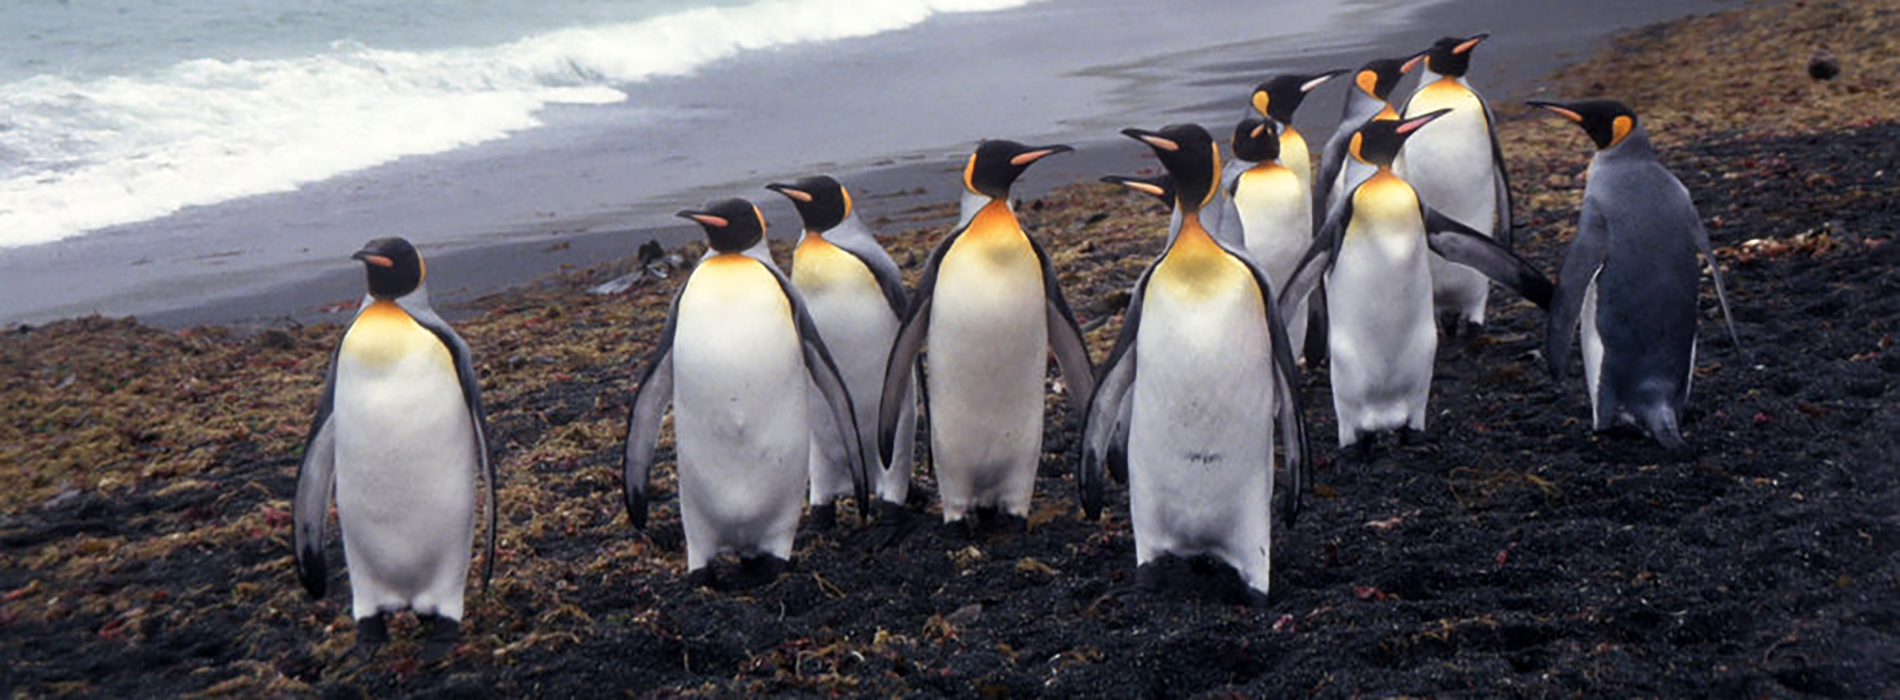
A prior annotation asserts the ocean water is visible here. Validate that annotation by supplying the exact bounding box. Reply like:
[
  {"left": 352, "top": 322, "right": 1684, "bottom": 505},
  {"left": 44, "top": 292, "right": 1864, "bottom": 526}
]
[{"left": 0, "top": 0, "right": 1039, "bottom": 249}]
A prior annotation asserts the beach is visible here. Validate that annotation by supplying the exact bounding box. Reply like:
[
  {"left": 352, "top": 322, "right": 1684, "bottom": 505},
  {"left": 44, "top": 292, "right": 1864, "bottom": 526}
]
[
  {"left": 1, "top": 0, "right": 1734, "bottom": 328},
  {"left": 4, "top": 0, "right": 1898, "bottom": 696}
]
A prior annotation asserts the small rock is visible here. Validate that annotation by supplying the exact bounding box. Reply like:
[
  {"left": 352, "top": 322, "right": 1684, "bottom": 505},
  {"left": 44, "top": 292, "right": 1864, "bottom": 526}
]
[{"left": 1808, "top": 48, "right": 1840, "bottom": 81}]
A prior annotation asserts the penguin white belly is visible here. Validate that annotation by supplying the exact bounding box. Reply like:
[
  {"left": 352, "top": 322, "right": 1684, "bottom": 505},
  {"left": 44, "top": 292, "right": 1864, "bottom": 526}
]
[
  {"left": 1581, "top": 268, "right": 1606, "bottom": 430},
  {"left": 333, "top": 302, "right": 477, "bottom": 620},
  {"left": 928, "top": 228, "right": 1048, "bottom": 519},
  {"left": 1328, "top": 177, "right": 1437, "bottom": 446},
  {"left": 1126, "top": 248, "right": 1276, "bottom": 594},
  {"left": 672, "top": 257, "right": 810, "bottom": 570},
  {"left": 1402, "top": 83, "right": 1498, "bottom": 324},
  {"left": 1281, "top": 130, "right": 1313, "bottom": 201},
  {"left": 793, "top": 238, "right": 910, "bottom": 505},
  {"left": 1235, "top": 165, "right": 1313, "bottom": 354}
]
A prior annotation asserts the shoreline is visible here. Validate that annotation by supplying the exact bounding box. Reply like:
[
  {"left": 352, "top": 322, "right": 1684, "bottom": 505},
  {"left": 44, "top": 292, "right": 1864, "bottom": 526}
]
[{"left": 0, "top": 0, "right": 1736, "bottom": 330}]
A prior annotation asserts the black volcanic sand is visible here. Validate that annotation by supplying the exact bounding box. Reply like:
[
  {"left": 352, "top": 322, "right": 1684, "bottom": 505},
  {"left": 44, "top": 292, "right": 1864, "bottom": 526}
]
[{"left": 4, "top": 119, "right": 1898, "bottom": 697}]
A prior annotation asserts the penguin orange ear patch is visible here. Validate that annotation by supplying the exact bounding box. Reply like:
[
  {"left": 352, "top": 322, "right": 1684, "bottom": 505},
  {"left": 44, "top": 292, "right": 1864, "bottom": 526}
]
[
  {"left": 1348, "top": 132, "right": 1366, "bottom": 163},
  {"left": 1355, "top": 70, "right": 1378, "bottom": 96},
  {"left": 840, "top": 186, "right": 853, "bottom": 219},
  {"left": 1611, "top": 115, "right": 1635, "bottom": 148},
  {"left": 962, "top": 153, "right": 979, "bottom": 194},
  {"left": 1251, "top": 91, "right": 1270, "bottom": 116}
]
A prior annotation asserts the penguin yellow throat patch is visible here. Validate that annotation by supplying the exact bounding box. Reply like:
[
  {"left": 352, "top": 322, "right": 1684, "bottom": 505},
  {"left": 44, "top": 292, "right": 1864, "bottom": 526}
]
[
  {"left": 1409, "top": 77, "right": 1478, "bottom": 113},
  {"left": 792, "top": 233, "right": 871, "bottom": 294},
  {"left": 341, "top": 300, "right": 449, "bottom": 369},
  {"left": 1374, "top": 103, "right": 1400, "bottom": 122},
  {"left": 1348, "top": 169, "right": 1422, "bottom": 237},
  {"left": 954, "top": 199, "right": 1033, "bottom": 266},
  {"left": 1152, "top": 215, "right": 1249, "bottom": 299}
]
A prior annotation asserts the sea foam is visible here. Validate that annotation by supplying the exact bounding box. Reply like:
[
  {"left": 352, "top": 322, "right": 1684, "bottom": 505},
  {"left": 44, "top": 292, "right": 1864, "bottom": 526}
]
[{"left": 0, "top": 0, "right": 1037, "bottom": 249}]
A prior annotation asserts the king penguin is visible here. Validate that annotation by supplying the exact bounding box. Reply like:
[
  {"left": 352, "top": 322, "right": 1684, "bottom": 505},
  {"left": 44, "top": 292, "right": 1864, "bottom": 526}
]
[
  {"left": 1083, "top": 123, "right": 1309, "bottom": 605},
  {"left": 1280, "top": 112, "right": 1553, "bottom": 459},
  {"left": 1316, "top": 55, "right": 1416, "bottom": 223},
  {"left": 293, "top": 236, "right": 498, "bottom": 660},
  {"left": 1249, "top": 70, "right": 1347, "bottom": 210},
  {"left": 1398, "top": 34, "right": 1517, "bottom": 336},
  {"left": 1222, "top": 117, "right": 1316, "bottom": 359},
  {"left": 766, "top": 176, "right": 920, "bottom": 531},
  {"left": 878, "top": 140, "right": 1095, "bottom": 530},
  {"left": 1528, "top": 99, "right": 1741, "bottom": 453},
  {"left": 622, "top": 198, "right": 870, "bottom": 585}
]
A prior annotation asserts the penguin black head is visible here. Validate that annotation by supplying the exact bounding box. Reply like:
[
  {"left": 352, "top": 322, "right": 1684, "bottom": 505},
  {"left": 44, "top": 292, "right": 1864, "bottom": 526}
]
[
  {"left": 1527, "top": 99, "right": 1641, "bottom": 151},
  {"left": 1250, "top": 69, "right": 1346, "bottom": 124},
  {"left": 766, "top": 175, "right": 851, "bottom": 234},
  {"left": 1349, "top": 108, "right": 1453, "bottom": 167},
  {"left": 1351, "top": 55, "right": 1418, "bottom": 101},
  {"left": 677, "top": 198, "right": 767, "bottom": 254},
  {"left": 352, "top": 237, "right": 424, "bottom": 300},
  {"left": 1232, "top": 117, "right": 1281, "bottom": 163},
  {"left": 1405, "top": 34, "right": 1488, "bottom": 78},
  {"left": 1100, "top": 173, "right": 1176, "bottom": 210},
  {"left": 1121, "top": 124, "right": 1220, "bottom": 211},
  {"left": 963, "top": 140, "right": 1072, "bottom": 200}
]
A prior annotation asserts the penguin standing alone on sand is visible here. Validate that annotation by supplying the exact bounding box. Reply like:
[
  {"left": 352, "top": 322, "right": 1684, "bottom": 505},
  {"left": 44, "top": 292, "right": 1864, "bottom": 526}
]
[
  {"left": 1528, "top": 99, "right": 1740, "bottom": 452},
  {"left": 1398, "top": 34, "right": 1517, "bottom": 335},
  {"left": 878, "top": 140, "right": 1095, "bottom": 530},
  {"left": 766, "top": 176, "right": 920, "bottom": 530},
  {"left": 1085, "top": 123, "right": 1309, "bottom": 605},
  {"left": 622, "top": 198, "right": 870, "bottom": 585},
  {"left": 293, "top": 236, "right": 498, "bottom": 660},
  {"left": 1280, "top": 112, "right": 1553, "bottom": 459}
]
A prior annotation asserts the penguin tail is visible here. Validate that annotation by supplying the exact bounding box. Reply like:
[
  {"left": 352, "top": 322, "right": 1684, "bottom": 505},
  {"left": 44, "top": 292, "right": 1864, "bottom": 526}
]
[{"left": 1642, "top": 405, "right": 1692, "bottom": 457}]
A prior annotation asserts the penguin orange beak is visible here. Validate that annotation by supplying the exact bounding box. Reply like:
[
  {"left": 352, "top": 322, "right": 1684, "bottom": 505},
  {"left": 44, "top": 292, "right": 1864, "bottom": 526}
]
[
  {"left": 350, "top": 250, "right": 394, "bottom": 268},
  {"left": 764, "top": 183, "right": 813, "bottom": 203},
  {"left": 1101, "top": 175, "right": 1167, "bottom": 198},
  {"left": 1526, "top": 100, "right": 1585, "bottom": 123},
  {"left": 1009, "top": 144, "right": 1073, "bottom": 167},
  {"left": 677, "top": 210, "right": 729, "bottom": 228},
  {"left": 1121, "top": 128, "right": 1178, "bottom": 152},
  {"left": 1396, "top": 108, "right": 1453, "bottom": 136},
  {"left": 1401, "top": 50, "right": 1429, "bottom": 75},
  {"left": 1302, "top": 69, "right": 1348, "bottom": 93},
  {"left": 1454, "top": 33, "right": 1489, "bottom": 55}
]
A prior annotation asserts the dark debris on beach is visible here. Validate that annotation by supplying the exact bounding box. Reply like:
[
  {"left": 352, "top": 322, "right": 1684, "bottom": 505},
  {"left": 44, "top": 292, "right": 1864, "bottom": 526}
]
[{"left": 3, "top": 1, "right": 1899, "bottom": 696}]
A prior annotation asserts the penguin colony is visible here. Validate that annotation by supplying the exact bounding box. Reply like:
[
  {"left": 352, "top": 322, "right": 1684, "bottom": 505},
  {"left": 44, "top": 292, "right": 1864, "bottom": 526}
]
[{"left": 293, "top": 33, "right": 1740, "bottom": 647}]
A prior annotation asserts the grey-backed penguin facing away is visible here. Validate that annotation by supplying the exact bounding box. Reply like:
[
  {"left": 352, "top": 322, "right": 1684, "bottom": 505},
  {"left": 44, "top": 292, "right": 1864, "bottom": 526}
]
[
  {"left": 1280, "top": 111, "right": 1553, "bottom": 461},
  {"left": 1528, "top": 99, "right": 1740, "bottom": 454},
  {"left": 622, "top": 198, "right": 870, "bottom": 588},
  {"left": 767, "top": 176, "right": 920, "bottom": 534},
  {"left": 293, "top": 236, "right": 498, "bottom": 661},
  {"left": 1398, "top": 33, "right": 1518, "bottom": 337},
  {"left": 878, "top": 140, "right": 1095, "bottom": 533},
  {"left": 1085, "top": 123, "right": 1310, "bottom": 606}
]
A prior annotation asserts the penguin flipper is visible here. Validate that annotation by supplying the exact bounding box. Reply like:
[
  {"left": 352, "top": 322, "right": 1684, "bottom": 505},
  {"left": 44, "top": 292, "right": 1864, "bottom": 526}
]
[
  {"left": 1028, "top": 234, "right": 1096, "bottom": 415},
  {"left": 1683, "top": 188, "right": 1743, "bottom": 355},
  {"left": 622, "top": 294, "right": 680, "bottom": 530},
  {"left": 1548, "top": 200, "right": 1612, "bottom": 381},
  {"left": 408, "top": 304, "right": 500, "bottom": 595},
  {"left": 880, "top": 230, "right": 958, "bottom": 467},
  {"left": 1280, "top": 198, "right": 1348, "bottom": 321},
  {"left": 771, "top": 267, "right": 874, "bottom": 516},
  {"left": 292, "top": 359, "right": 339, "bottom": 600},
  {"left": 1480, "top": 95, "right": 1517, "bottom": 249},
  {"left": 1080, "top": 269, "right": 1152, "bottom": 519},
  {"left": 1423, "top": 207, "right": 1553, "bottom": 309}
]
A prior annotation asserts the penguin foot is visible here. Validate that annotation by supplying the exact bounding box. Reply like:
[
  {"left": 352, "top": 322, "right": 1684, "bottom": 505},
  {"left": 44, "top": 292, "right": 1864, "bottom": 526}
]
[
  {"left": 417, "top": 614, "right": 461, "bottom": 663},
  {"left": 1134, "top": 554, "right": 1257, "bottom": 606},
  {"left": 351, "top": 613, "right": 389, "bottom": 660},
  {"left": 729, "top": 555, "right": 790, "bottom": 589},
  {"left": 808, "top": 502, "right": 838, "bottom": 532},
  {"left": 860, "top": 500, "right": 917, "bottom": 550},
  {"left": 685, "top": 567, "right": 717, "bottom": 591},
  {"left": 1397, "top": 427, "right": 1429, "bottom": 447},
  {"left": 1438, "top": 312, "right": 1473, "bottom": 339},
  {"left": 1340, "top": 439, "right": 1375, "bottom": 467}
]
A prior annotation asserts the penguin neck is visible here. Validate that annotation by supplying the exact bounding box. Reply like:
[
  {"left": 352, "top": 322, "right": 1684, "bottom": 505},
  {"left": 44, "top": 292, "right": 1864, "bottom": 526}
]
[
  {"left": 960, "top": 196, "right": 1020, "bottom": 240},
  {"left": 956, "top": 189, "right": 1004, "bottom": 229},
  {"left": 1170, "top": 212, "right": 1217, "bottom": 253},
  {"left": 1600, "top": 127, "right": 1657, "bottom": 161},
  {"left": 1343, "top": 90, "right": 1386, "bottom": 123}
]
